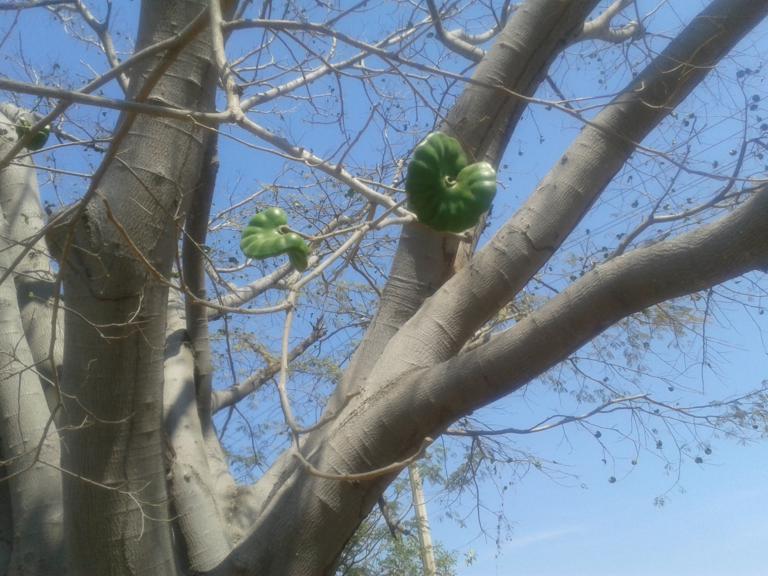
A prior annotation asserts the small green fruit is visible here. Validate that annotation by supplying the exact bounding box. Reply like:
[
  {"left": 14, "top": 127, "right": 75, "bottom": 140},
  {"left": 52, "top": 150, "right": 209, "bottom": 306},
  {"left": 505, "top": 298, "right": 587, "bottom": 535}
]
[
  {"left": 240, "top": 207, "right": 310, "bottom": 271},
  {"left": 15, "top": 118, "right": 50, "bottom": 151}
]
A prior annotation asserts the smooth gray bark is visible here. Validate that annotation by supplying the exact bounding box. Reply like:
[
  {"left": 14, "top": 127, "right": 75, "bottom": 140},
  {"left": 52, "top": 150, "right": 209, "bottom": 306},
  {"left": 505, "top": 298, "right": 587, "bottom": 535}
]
[
  {"left": 179, "top": 132, "right": 243, "bottom": 520},
  {"left": 51, "top": 1, "right": 216, "bottom": 574},
  {"left": 420, "top": 183, "right": 768, "bottom": 415},
  {"left": 0, "top": 246, "right": 63, "bottom": 576},
  {"left": 0, "top": 123, "right": 63, "bottom": 575},
  {"left": 363, "top": 0, "right": 768, "bottom": 388},
  {"left": 183, "top": 140, "right": 218, "bottom": 435},
  {"left": 164, "top": 294, "right": 233, "bottom": 572},
  {"left": 0, "top": 106, "right": 63, "bottom": 416}
]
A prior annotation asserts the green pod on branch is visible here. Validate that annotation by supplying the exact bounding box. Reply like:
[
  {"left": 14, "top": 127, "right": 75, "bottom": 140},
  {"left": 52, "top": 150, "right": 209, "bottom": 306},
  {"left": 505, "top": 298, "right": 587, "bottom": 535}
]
[
  {"left": 240, "top": 207, "right": 310, "bottom": 271},
  {"left": 405, "top": 132, "right": 497, "bottom": 233},
  {"left": 15, "top": 117, "right": 50, "bottom": 151}
]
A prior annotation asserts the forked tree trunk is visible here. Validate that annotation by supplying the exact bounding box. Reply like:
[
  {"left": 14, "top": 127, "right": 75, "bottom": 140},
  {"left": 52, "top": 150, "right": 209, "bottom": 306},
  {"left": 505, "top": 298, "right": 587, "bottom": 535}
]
[{"left": 1, "top": 1, "right": 767, "bottom": 575}]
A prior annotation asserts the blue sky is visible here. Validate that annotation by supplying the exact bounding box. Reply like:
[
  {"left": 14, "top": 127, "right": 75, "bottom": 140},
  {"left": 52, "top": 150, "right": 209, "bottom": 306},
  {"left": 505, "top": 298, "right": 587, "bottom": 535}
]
[
  {"left": 458, "top": 452, "right": 768, "bottom": 576},
  {"left": 451, "top": 436, "right": 768, "bottom": 576},
  {"left": 435, "top": 301, "right": 768, "bottom": 576}
]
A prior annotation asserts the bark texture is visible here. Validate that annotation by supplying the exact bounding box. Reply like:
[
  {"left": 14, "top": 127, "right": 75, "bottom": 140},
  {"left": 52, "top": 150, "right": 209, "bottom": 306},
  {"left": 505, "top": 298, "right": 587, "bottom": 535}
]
[
  {"left": 0, "top": 115, "right": 63, "bottom": 575},
  {"left": 364, "top": 0, "right": 768, "bottom": 388},
  {"left": 0, "top": 105, "right": 63, "bottom": 414},
  {"left": 423, "top": 184, "right": 768, "bottom": 415},
  {"left": 52, "top": 1, "right": 217, "bottom": 574},
  {"left": 164, "top": 294, "right": 232, "bottom": 572}
]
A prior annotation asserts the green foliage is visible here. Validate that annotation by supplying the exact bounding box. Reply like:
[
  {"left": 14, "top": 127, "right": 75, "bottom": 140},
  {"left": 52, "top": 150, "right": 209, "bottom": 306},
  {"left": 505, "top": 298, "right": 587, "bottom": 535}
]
[
  {"left": 14, "top": 117, "right": 50, "bottom": 151},
  {"left": 406, "top": 132, "right": 497, "bottom": 233},
  {"left": 336, "top": 513, "right": 457, "bottom": 576},
  {"left": 240, "top": 207, "right": 310, "bottom": 271}
]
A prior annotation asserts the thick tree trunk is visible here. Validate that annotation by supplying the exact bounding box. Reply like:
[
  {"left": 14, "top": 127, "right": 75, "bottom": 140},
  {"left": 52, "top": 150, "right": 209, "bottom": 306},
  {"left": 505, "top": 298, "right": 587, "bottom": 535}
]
[
  {"left": 0, "top": 105, "right": 63, "bottom": 416},
  {"left": 51, "top": 1, "right": 217, "bottom": 574},
  {"left": 0, "top": 245, "right": 63, "bottom": 576}
]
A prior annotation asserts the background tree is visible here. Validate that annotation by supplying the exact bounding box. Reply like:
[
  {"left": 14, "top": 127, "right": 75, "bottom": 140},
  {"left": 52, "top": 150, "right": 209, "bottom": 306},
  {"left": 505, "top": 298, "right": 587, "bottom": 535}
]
[{"left": 0, "top": 1, "right": 767, "bottom": 575}]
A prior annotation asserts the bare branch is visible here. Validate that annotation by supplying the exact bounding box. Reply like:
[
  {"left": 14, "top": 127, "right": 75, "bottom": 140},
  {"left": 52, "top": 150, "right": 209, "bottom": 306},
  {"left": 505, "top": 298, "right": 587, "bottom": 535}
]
[
  {"left": 425, "top": 184, "right": 768, "bottom": 419},
  {"left": 0, "top": 0, "right": 73, "bottom": 8},
  {"left": 424, "top": 0, "right": 485, "bottom": 62},
  {"left": 578, "top": 0, "right": 642, "bottom": 43},
  {"left": 358, "top": 0, "right": 768, "bottom": 392},
  {"left": 74, "top": 0, "right": 130, "bottom": 94},
  {"left": 211, "top": 319, "right": 326, "bottom": 414}
]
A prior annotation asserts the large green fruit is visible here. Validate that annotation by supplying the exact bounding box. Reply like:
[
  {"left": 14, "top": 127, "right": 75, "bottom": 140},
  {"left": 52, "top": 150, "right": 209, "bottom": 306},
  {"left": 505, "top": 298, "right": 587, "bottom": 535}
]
[
  {"left": 405, "top": 132, "right": 497, "bottom": 233},
  {"left": 240, "top": 207, "right": 310, "bottom": 271}
]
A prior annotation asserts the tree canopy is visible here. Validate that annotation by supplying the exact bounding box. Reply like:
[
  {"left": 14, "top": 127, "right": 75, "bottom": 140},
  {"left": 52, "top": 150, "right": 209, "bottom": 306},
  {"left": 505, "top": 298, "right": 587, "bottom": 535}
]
[{"left": 0, "top": 1, "right": 767, "bottom": 575}]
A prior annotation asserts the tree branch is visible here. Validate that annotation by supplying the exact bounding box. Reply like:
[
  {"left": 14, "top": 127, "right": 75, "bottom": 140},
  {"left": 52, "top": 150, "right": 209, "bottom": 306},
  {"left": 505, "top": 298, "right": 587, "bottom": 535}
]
[
  {"left": 163, "top": 295, "right": 232, "bottom": 572},
  {"left": 329, "top": 0, "right": 602, "bottom": 405},
  {"left": 0, "top": 0, "right": 73, "bottom": 8},
  {"left": 358, "top": 0, "right": 768, "bottom": 391},
  {"left": 210, "top": 4, "right": 768, "bottom": 573},
  {"left": 424, "top": 0, "right": 485, "bottom": 62},
  {"left": 424, "top": 184, "right": 768, "bottom": 418},
  {"left": 578, "top": 0, "right": 642, "bottom": 43},
  {"left": 211, "top": 318, "right": 326, "bottom": 414},
  {"left": 182, "top": 124, "right": 220, "bottom": 434}
]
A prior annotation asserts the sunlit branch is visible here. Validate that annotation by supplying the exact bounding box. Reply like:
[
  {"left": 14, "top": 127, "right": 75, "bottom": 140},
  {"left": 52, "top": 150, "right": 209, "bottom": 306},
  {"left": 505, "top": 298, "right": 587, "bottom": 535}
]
[
  {"left": 211, "top": 319, "right": 326, "bottom": 414},
  {"left": 0, "top": 0, "right": 72, "bottom": 8},
  {"left": 424, "top": 0, "right": 484, "bottom": 62},
  {"left": 578, "top": 0, "right": 642, "bottom": 43},
  {"left": 74, "top": 0, "right": 130, "bottom": 94}
]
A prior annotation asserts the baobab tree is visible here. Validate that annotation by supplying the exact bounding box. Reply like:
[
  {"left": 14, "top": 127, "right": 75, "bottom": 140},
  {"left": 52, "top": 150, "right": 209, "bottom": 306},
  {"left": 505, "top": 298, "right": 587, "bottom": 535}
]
[{"left": 1, "top": 1, "right": 767, "bottom": 575}]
